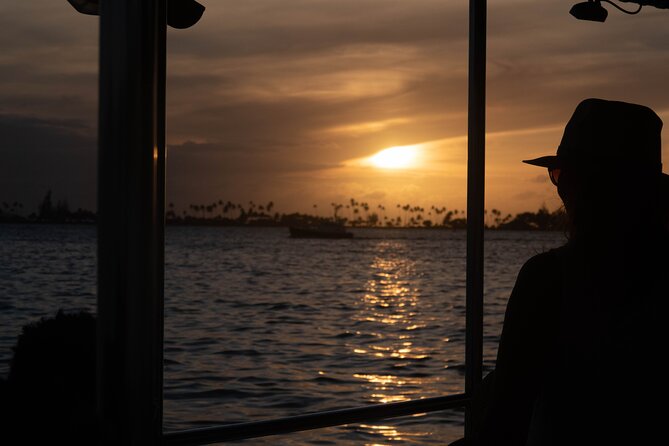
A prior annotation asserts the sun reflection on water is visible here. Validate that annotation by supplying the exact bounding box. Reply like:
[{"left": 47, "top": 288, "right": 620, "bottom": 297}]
[
  {"left": 358, "top": 415, "right": 433, "bottom": 444},
  {"left": 340, "top": 240, "right": 462, "bottom": 442},
  {"left": 351, "top": 241, "right": 436, "bottom": 406}
]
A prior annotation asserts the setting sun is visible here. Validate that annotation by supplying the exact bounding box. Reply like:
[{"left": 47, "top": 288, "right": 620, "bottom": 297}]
[{"left": 369, "top": 145, "right": 420, "bottom": 169}]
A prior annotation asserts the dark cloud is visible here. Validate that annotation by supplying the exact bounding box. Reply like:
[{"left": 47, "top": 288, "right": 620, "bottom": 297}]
[
  {"left": 166, "top": 139, "right": 342, "bottom": 211},
  {"left": 169, "top": 1, "right": 469, "bottom": 59},
  {"left": 0, "top": 2, "right": 98, "bottom": 123},
  {"left": 0, "top": 114, "right": 96, "bottom": 212}
]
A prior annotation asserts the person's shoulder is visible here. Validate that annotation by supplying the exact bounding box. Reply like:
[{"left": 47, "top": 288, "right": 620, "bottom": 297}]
[
  {"left": 518, "top": 246, "right": 565, "bottom": 278},
  {"left": 508, "top": 247, "right": 566, "bottom": 313}
]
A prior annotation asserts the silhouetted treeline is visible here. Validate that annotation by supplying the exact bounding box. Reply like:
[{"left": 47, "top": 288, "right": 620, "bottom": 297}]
[
  {"left": 165, "top": 198, "right": 567, "bottom": 231},
  {"left": 1, "top": 192, "right": 567, "bottom": 230},
  {"left": 495, "top": 206, "right": 567, "bottom": 231},
  {"left": 0, "top": 190, "right": 96, "bottom": 224}
]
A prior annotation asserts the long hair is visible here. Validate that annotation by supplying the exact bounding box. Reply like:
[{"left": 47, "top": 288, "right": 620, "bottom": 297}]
[{"left": 558, "top": 163, "right": 666, "bottom": 245}]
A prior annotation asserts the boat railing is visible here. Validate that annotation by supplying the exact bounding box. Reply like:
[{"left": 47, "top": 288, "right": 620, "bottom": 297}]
[{"left": 163, "top": 394, "right": 470, "bottom": 445}]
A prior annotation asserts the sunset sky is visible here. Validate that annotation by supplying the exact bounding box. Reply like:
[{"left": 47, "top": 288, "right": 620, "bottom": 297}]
[{"left": 1, "top": 1, "right": 668, "bottom": 217}]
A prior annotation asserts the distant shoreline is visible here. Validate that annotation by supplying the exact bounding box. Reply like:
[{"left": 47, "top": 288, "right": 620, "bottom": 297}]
[
  {"left": 0, "top": 220, "right": 566, "bottom": 231},
  {"left": 2, "top": 192, "right": 567, "bottom": 231}
]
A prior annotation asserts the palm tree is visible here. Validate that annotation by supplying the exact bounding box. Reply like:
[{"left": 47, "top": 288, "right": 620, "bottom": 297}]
[
  {"left": 377, "top": 204, "right": 385, "bottom": 224},
  {"left": 443, "top": 210, "right": 454, "bottom": 227},
  {"left": 361, "top": 202, "right": 370, "bottom": 225},
  {"left": 349, "top": 198, "right": 359, "bottom": 222},
  {"left": 491, "top": 208, "right": 502, "bottom": 228},
  {"left": 223, "top": 201, "right": 233, "bottom": 219},
  {"left": 402, "top": 204, "right": 410, "bottom": 227}
]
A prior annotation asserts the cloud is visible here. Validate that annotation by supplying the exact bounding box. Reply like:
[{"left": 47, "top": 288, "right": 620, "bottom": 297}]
[
  {"left": 3, "top": 0, "right": 669, "bottom": 214},
  {"left": 0, "top": 2, "right": 98, "bottom": 122},
  {"left": 168, "top": 1, "right": 469, "bottom": 59},
  {"left": 0, "top": 114, "right": 96, "bottom": 211}
]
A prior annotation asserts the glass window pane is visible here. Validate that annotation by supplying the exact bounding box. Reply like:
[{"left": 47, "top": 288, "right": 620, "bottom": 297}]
[
  {"left": 482, "top": 2, "right": 669, "bottom": 367},
  {"left": 0, "top": 1, "right": 98, "bottom": 371},
  {"left": 163, "top": 229, "right": 467, "bottom": 428},
  {"left": 164, "top": 0, "right": 469, "bottom": 433}
]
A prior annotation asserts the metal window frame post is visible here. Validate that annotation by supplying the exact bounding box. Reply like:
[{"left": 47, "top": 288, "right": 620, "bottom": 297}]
[
  {"left": 465, "top": 0, "right": 486, "bottom": 440},
  {"left": 97, "top": 1, "right": 166, "bottom": 444}
]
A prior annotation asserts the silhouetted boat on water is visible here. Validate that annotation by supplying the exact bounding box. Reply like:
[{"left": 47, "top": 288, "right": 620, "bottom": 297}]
[{"left": 289, "top": 222, "right": 353, "bottom": 239}]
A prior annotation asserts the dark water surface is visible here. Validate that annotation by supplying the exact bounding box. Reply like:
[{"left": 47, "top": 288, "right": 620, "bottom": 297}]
[{"left": 0, "top": 224, "right": 565, "bottom": 444}]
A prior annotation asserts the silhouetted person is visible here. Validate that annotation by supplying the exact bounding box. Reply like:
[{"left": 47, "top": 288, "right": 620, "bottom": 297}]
[
  {"left": 476, "top": 99, "right": 669, "bottom": 445},
  {"left": 1, "top": 310, "right": 97, "bottom": 445}
]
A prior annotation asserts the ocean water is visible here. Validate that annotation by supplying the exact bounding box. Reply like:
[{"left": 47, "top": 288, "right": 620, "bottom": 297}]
[{"left": 0, "top": 224, "right": 565, "bottom": 444}]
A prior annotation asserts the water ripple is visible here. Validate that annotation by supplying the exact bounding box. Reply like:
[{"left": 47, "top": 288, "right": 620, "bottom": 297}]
[{"left": 0, "top": 224, "right": 566, "bottom": 444}]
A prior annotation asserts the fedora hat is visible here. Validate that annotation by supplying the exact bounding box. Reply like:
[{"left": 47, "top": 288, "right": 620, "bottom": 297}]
[{"left": 523, "top": 98, "right": 666, "bottom": 178}]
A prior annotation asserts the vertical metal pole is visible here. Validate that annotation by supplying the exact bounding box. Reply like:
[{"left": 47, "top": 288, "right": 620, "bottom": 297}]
[
  {"left": 465, "top": 0, "right": 486, "bottom": 440},
  {"left": 97, "top": 1, "right": 166, "bottom": 444}
]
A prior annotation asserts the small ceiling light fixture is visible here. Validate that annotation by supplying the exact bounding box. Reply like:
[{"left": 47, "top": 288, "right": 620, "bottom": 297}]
[
  {"left": 67, "top": 0, "right": 205, "bottom": 29},
  {"left": 167, "top": 0, "right": 205, "bottom": 29},
  {"left": 570, "top": 1, "right": 610, "bottom": 21},
  {"left": 67, "top": 0, "right": 99, "bottom": 16}
]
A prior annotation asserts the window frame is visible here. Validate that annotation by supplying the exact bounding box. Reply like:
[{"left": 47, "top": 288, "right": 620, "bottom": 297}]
[{"left": 96, "top": 1, "right": 486, "bottom": 444}]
